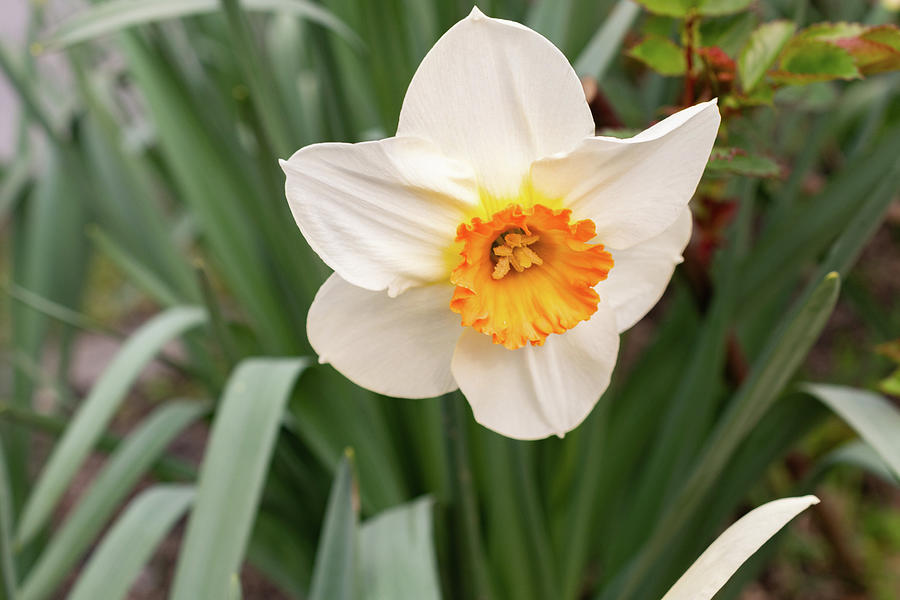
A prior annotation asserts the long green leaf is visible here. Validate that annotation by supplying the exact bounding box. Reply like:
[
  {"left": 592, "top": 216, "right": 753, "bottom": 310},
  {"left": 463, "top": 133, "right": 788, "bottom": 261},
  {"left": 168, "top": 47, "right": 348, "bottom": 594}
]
[
  {"left": 0, "top": 150, "right": 31, "bottom": 225},
  {"left": 77, "top": 106, "right": 199, "bottom": 302},
  {"left": 817, "top": 440, "right": 898, "bottom": 485},
  {"left": 229, "top": 574, "right": 243, "bottom": 600},
  {"left": 4, "top": 283, "right": 119, "bottom": 337},
  {"left": 613, "top": 272, "right": 840, "bottom": 599},
  {"left": 87, "top": 226, "right": 181, "bottom": 307},
  {"left": 41, "top": 0, "right": 361, "bottom": 51},
  {"left": 802, "top": 384, "right": 900, "bottom": 481},
  {"left": 0, "top": 443, "right": 16, "bottom": 599},
  {"left": 66, "top": 485, "right": 195, "bottom": 600},
  {"left": 17, "top": 401, "right": 207, "bottom": 600},
  {"left": 358, "top": 496, "right": 441, "bottom": 600},
  {"left": 308, "top": 453, "right": 357, "bottom": 600},
  {"left": 574, "top": 0, "right": 641, "bottom": 78},
  {"left": 0, "top": 402, "right": 196, "bottom": 483},
  {"left": 9, "top": 146, "right": 88, "bottom": 511},
  {"left": 118, "top": 34, "right": 312, "bottom": 354},
  {"left": 169, "top": 358, "right": 307, "bottom": 600},
  {"left": 15, "top": 307, "right": 207, "bottom": 547}
]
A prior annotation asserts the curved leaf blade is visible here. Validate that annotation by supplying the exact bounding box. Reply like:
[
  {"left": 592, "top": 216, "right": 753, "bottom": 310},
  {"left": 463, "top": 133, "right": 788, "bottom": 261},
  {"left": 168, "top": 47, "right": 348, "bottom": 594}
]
[
  {"left": 17, "top": 401, "right": 207, "bottom": 600},
  {"left": 819, "top": 440, "right": 898, "bottom": 485},
  {"left": 574, "top": 0, "right": 641, "bottom": 78},
  {"left": 169, "top": 358, "right": 307, "bottom": 600},
  {"left": 358, "top": 496, "right": 441, "bottom": 600},
  {"left": 803, "top": 383, "right": 900, "bottom": 481},
  {"left": 0, "top": 443, "right": 17, "bottom": 598},
  {"left": 40, "top": 0, "right": 361, "bottom": 51},
  {"left": 661, "top": 496, "right": 819, "bottom": 600},
  {"left": 67, "top": 485, "right": 194, "bottom": 600},
  {"left": 309, "top": 453, "right": 357, "bottom": 600},
  {"left": 15, "top": 307, "right": 206, "bottom": 547}
]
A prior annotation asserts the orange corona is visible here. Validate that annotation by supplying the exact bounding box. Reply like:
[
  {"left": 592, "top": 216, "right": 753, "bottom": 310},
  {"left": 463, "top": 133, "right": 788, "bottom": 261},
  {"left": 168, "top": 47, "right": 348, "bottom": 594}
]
[{"left": 450, "top": 204, "right": 614, "bottom": 349}]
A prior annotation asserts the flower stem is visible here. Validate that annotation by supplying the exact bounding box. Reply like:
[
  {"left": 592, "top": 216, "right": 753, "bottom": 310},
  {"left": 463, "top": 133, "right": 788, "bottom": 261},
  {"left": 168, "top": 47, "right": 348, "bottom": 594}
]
[{"left": 442, "top": 393, "right": 494, "bottom": 600}]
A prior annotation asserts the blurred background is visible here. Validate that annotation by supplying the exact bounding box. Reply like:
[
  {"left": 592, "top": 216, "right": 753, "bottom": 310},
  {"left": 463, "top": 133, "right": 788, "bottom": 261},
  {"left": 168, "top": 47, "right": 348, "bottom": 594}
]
[{"left": 1, "top": 0, "right": 899, "bottom": 599}]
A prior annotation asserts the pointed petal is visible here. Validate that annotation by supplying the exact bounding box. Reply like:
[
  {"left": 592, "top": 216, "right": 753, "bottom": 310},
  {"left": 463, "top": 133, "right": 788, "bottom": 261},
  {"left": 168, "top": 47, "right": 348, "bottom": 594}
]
[
  {"left": 397, "top": 7, "right": 594, "bottom": 198},
  {"left": 451, "top": 305, "right": 619, "bottom": 439},
  {"left": 661, "top": 495, "right": 820, "bottom": 600},
  {"left": 308, "top": 274, "right": 461, "bottom": 398},
  {"left": 282, "top": 136, "right": 478, "bottom": 295},
  {"left": 531, "top": 100, "right": 719, "bottom": 249},
  {"left": 599, "top": 208, "right": 692, "bottom": 333}
]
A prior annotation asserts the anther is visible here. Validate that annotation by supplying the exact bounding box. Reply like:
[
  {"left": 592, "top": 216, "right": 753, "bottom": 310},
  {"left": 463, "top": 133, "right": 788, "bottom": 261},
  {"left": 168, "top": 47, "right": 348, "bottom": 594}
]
[{"left": 491, "top": 230, "right": 542, "bottom": 279}]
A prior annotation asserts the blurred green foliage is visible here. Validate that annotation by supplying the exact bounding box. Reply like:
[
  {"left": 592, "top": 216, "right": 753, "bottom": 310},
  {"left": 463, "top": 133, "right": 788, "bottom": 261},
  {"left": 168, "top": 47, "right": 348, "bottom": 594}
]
[{"left": 1, "top": 0, "right": 899, "bottom": 599}]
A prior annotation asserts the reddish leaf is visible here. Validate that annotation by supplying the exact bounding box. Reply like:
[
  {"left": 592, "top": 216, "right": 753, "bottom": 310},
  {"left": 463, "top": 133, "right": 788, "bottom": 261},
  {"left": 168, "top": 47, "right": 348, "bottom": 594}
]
[{"left": 834, "top": 36, "right": 900, "bottom": 75}]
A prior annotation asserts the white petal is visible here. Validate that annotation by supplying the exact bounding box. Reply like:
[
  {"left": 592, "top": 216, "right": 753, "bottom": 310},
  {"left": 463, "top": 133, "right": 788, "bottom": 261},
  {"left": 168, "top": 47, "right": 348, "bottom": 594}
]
[
  {"left": 531, "top": 100, "right": 719, "bottom": 249},
  {"left": 307, "top": 274, "right": 461, "bottom": 399},
  {"left": 451, "top": 305, "right": 619, "bottom": 440},
  {"left": 397, "top": 7, "right": 594, "bottom": 198},
  {"left": 281, "top": 136, "right": 478, "bottom": 295},
  {"left": 599, "top": 208, "right": 692, "bottom": 333},
  {"left": 661, "top": 495, "right": 820, "bottom": 600}
]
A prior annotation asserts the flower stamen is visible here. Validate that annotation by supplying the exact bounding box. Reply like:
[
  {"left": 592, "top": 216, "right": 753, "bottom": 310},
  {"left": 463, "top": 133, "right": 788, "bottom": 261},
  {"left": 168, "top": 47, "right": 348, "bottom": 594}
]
[{"left": 491, "top": 230, "right": 543, "bottom": 279}]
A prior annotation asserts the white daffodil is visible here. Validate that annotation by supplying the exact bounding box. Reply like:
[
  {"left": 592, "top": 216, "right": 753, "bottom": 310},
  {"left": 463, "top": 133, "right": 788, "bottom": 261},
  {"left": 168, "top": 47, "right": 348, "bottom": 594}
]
[
  {"left": 282, "top": 7, "right": 720, "bottom": 439},
  {"left": 661, "top": 495, "right": 819, "bottom": 600}
]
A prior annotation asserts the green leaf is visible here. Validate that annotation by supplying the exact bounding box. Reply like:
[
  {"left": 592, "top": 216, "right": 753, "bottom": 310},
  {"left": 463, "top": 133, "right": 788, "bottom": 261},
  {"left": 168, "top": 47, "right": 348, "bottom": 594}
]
[
  {"left": 784, "top": 23, "right": 900, "bottom": 76},
  {"left": 881, "top": 369, "right": 900, "bottom": 397},
  {"left": 617, "top": 273, "right": 841, "bottom": 597},
  {"left": 170, "top": 358, "right": 307, "bottom": 600},
  {"left": 15, "top": 307, "right": 207, "bottom": 547},
  {"left": 698, "top": 12, "right": 755, "bottom": 56},
  {"left": 634, "top": 0, "right": 750, "bottom": 17},
  {"left": 4, "top": 283, "right": 118, "bottom": 337},
  {"left": 862, "top": 25, "right": 900, "bottom": 52},
  {"left": 309, "top": 453, "right": 358, "bottom": 600},
  {"left": 40, "top": 0, "right": 361, "bottom": 51},
  {"left": 802, "top": 384, "right": 900, "bottom": 482},
  {"left": 628, "top": 35, "right": 686, "bottom": 76},
  {"left": 839, "top": 27, "right": 900, "bottom": 75},
  {"left": 0, "top": 443, "right": 17, "bottom": 598},
  {"left": 738, "top": 20, "right": 795, "bottom": 92},
  {"left": 526, "top": 0, "right": 575, "bottom": 47},
  {"left": 358, "top": 497, "right": 441, "bottom": 600},
  {"left": 772, "top": 40, "right": 860, "bottom": 83},
  {"left": 574, "top": 0, "right": 642, "bottom": 78},
  {"left": 9, "top": 147, "right": 89, "bottom": 509},
  {"left": 794, "top": 22, "right": 867, "bottom": 42},
  {"left": 118, "top": 35, "right": 309, "bottom": 354},
  {"left": 67, "top": 485, "right": 195, "bottom": 600},
  {"left": 633, "top": 0, "right": 691, "bottom": 17},
  {"left": 695, "top": 0, "right": 753, "bottom": 16},
  {"left": 706, "top": 147, "right": 780, "bottom": 177},
  {"left": 0, "top": 151, "right": 31, "bottom": 225},
  {"left": 820, "top": 441, "right": 898, "bottom": 486},
  {"left": 229, "top": 574, "right": 243, "bottom": 600},
  {"left": 17, "top": 401, "right": 207, "bottom": 600},
  {"left": 87, "top": 226, "right": 181, "bottom": 307}
]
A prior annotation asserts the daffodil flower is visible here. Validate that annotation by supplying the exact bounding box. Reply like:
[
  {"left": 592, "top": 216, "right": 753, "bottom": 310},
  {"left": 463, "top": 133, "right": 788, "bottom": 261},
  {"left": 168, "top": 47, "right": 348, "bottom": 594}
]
[
  {"left": 282, "top": 7, "right": 720, "bottom": 439},
  {"left": 661, "top": 495, "right": 818, "bottom": 600}
]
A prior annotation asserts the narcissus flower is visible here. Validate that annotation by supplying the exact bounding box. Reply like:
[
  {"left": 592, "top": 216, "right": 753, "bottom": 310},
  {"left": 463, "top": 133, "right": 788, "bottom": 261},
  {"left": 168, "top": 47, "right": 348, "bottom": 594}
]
[{"left": 282, "top": 7, "right": 719, "bottom": 439}]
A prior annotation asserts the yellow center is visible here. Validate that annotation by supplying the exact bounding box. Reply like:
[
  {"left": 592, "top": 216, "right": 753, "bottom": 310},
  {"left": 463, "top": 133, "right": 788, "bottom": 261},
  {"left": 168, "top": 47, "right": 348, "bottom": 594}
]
[{"left": 450, "top": 203, "right": 614, "bottom": 349}]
